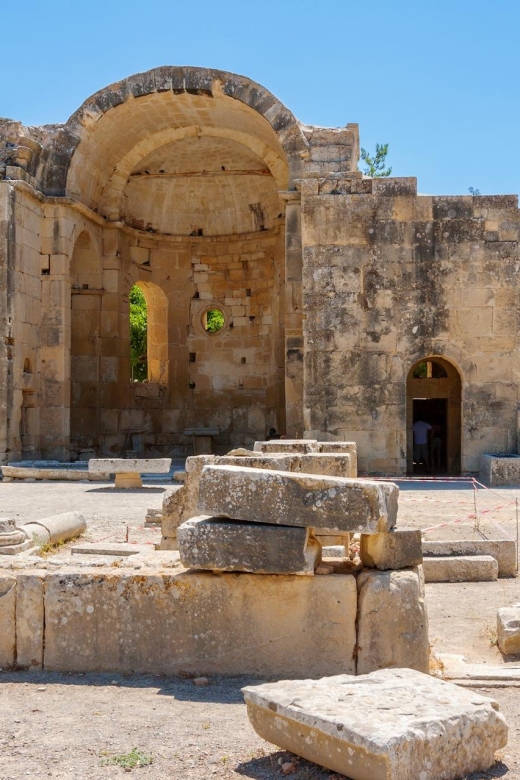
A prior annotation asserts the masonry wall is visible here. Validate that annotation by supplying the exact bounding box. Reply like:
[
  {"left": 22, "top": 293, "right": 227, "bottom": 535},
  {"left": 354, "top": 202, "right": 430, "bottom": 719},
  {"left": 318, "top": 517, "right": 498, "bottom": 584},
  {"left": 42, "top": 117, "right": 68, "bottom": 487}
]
[
  {"left": 301, "top": 174, "right": 520, "bottom": 474},
  {"left": 0, "top": 183, "right": 11, "bottom": 462}
]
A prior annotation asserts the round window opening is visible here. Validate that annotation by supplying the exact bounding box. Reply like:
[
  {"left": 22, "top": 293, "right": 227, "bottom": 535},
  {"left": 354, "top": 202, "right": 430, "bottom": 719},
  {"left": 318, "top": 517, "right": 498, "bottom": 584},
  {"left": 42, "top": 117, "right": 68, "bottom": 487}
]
[{"left": 203, "top": 308, "right": 225, "bottom": 333}]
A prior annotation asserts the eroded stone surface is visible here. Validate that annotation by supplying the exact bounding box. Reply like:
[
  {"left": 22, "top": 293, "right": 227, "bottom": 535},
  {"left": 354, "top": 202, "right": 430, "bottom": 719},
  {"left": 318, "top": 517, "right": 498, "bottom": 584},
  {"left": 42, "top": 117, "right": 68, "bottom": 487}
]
[
  {"left": 0, "top": 575, "right": 16, "bottom": 667},
  {"left": 43, "top": 569, "right": 357, "bottom": 676},
  {"left": 361, "top": 527, "right": 422, "bottom": 570},
  {"left": 423, "top": 555, "right": 499, "bottom": 582},
  {"left": 89, "top": 458, "right": 171, "bottom": 474},
  {"left": 242, "top": 668, "right": 508, "bottom": 780},
  {"left": 497, "top": 605, "right": 520, "bottom": 655},
  {"left": 356, "top": 567, "right": 429, "bottom": 674},
  {"left": 198, "top": 465, "right": 398, "bottom": 533},
  {"left": 423, "top": 539, "right": 516, "bottom": 577},
  {"left": 254, "top": 440, "right": 321, "bottom": 453},
  {"left": 177, "top": 516, "right": 321, "bottom": 574},
  {"left": 15, "top": 572, "right": 44, "bottom": 669}
]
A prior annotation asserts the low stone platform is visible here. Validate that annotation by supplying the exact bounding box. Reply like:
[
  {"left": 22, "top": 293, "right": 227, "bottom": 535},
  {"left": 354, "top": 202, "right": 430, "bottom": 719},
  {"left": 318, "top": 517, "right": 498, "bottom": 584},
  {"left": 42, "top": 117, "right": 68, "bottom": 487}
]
[
  {"left": 423, "top": 539, "right": 517, "bottom": 577},
  {"left": 479, "top": 453, "right": 520, "bottom": 486},
  {"left": 88, "top": 458, "right": 171, "bottom": 488},
  {"left": 242, "top": 668, "right": 508, "bottom": 780},
  {"left": 0, "top": 562, "right": 427, "bottom": 677},
  {"left": 423, "top": 554, "right": 499, "bottom": 582},
  {"left": 2, "top": 461, "right": 107, "bottom": 482}
]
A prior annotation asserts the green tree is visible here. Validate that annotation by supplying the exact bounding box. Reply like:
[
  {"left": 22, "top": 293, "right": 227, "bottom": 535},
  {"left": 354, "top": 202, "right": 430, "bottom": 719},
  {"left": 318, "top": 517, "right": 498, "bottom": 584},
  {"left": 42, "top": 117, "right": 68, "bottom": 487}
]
[
  {"left": 205, "top": 308, "right": 225, "bottom": 333},
  {"left": 129, "top": 285, "right": 147, "bottom": 381},
  {"left": 468, "top": 187, "right": 481, "bottom": 196},
  {"left": 360, "top": 143, "right": 392, "bottom": 178}
]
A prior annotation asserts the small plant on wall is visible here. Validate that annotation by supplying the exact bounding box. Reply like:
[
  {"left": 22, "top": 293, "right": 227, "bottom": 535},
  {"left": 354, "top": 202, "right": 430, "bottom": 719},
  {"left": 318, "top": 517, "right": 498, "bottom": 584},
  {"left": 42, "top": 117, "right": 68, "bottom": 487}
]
[
  {"left": 204, "top": 308, "right": 225, "bottom": 333},
  {"left": 130, "top": 285, "right": 148, "bottom": 381}
]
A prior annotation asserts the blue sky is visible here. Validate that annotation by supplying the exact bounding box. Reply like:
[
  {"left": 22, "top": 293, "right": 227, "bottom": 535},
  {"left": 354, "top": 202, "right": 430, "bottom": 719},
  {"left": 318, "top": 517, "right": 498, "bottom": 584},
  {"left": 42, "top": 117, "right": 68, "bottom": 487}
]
[{"left": 1, "top": 0, "right": 518, "bottom": 196}]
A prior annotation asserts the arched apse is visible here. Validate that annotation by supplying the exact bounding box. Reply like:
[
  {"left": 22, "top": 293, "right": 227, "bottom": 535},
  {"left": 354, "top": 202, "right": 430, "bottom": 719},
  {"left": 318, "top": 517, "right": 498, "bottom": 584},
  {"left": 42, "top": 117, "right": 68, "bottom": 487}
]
[{"left": 407, "top": 356, "right": 462, "bottom": 475}]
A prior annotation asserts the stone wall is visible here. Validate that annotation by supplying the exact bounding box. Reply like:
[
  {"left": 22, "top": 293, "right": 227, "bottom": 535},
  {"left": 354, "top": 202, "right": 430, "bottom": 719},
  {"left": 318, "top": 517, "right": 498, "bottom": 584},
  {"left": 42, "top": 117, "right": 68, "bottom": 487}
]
[{"left": 301, "top": 174, "right": 520, "bottom": 474}]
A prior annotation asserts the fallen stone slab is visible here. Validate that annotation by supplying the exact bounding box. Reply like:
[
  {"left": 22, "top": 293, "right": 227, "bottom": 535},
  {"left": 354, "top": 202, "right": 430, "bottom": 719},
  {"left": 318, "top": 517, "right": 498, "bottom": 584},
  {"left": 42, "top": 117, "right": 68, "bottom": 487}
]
[
  {"left": 479, "top": 453, "right": 520, "bottom": 486},
  {"left": 1, "top": 465, "right": 107, "bottom": 482},
  {"left": 423, "top": 539, "right": 516, "bottom": 578},
  {"left": 71, "top": 542, "right": 151, "bottom": 557},
  {"left": 197, "top": 465, "right": 398, "bottom": 533},
  {"left": 89, "top": 458, "right": 171, "bottom": 488},
  {"left": 177, "top": 516, "right": 321, "bottom": 575},
  {"left": 361, "top": 527, "right": 422, "bottom": 570},
  {"left": 497, "top": 604, "right": 520, "bottom": 655},
  {"left": 297, "top": 453, "right": 354, "bottom": 478},
  {"left": 253, "top": 439, "right": 320, "bottom": 453},
  {"left": 438, "top": 653, "right": 520, "bottom": 682},
  {"left": 242, "top": 668, "right": 508, "bottom": 780},
  {"left": 423, "top": 554, "right": 498, "bottom": 582}
]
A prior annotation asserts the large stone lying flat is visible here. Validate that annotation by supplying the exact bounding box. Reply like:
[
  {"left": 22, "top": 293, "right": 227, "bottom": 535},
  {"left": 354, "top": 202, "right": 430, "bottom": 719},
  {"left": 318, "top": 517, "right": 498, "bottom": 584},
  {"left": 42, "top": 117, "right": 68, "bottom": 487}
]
[
  {"left": 242, "top": 668, "right": 508, "bottom": 780},
  {"left": 177, "top": 516, "right": 321, "bottom": 575},
  {"left": 197, "top": 465, "right": 398, "bottom": 533},
  {"left": 88, "top": 458, "right": 171, "bottom": 474},
  {"left": 423, "top": 555, "right": 498, "bottom": 582},
  {"left": 254, "top": 439, "right": 320, "bottom": 453},
  {"left": 423, "top": 539, "right": 516, "bottom": 578},
  {"left": 497, "top": 605, "right": 520, "bottom": 655},
  {"left": 42, "top": 570, "right": 357, "bottom": 676}
]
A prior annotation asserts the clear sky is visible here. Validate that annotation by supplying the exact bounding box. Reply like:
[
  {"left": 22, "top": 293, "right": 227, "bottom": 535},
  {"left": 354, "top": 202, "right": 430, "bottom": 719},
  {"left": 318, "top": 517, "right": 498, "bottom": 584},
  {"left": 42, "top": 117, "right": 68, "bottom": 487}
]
[{"left": 1, "top": 0, "right": 518, "bottom": 196}]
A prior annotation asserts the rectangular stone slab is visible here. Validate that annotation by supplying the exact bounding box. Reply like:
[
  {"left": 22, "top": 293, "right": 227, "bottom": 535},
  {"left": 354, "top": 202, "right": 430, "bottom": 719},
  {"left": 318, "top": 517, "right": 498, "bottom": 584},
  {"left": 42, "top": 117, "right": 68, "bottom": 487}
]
[
  {"left": 242, "top": 668, "right": 508, "bottom": 780},
  {"left": 177, "top": 516, "right": 321, "bottom": 575},
  {"left": 497, "top": 605, "right": 520, "bottom": 655},
  {"left": 197, "top": 465, "right": 398, "bottom": 533},
  {"left": 88, "top": 458, "right": 171, "bottom": 474}
]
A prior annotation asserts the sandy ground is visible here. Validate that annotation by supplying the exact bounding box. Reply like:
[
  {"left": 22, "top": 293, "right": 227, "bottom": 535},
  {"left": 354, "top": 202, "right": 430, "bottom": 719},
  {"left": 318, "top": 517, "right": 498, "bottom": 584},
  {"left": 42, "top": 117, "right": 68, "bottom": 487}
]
[{"left": 0, "top": 475, "right": 519, "bottom": 778}]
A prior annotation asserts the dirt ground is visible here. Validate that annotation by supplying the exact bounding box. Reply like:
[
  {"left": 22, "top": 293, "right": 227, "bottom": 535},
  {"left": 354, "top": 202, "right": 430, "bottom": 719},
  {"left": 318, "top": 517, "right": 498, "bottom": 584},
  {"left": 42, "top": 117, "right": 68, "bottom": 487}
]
[{"left": 0, "top": 475, "right": 519, "bottom": 779}]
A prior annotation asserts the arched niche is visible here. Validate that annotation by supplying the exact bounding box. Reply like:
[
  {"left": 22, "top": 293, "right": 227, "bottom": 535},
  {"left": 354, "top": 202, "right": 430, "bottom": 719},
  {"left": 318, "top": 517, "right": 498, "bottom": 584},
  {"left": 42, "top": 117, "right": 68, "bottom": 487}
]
[
  {"left": 132, "top": 281, "right": 169, "bottom": 385},
  {"left": 407, "top": 356, "right": 462, "bottom": 475},
  {"left": 70, "top": 230, "right": 102, "bottom": 452}
]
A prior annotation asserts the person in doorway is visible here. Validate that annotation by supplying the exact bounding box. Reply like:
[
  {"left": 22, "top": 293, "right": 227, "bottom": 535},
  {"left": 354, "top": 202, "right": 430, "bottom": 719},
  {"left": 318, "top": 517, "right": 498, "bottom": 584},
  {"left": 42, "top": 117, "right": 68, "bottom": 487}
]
[
  {"left": 429, "top": 420, "right": 442, "bottom": 472},
  {"left": 413, "top": 418, "right": 432, "bottom": 471},
  {"left": 266, "top": 427, "right": 281, "bottom": 441}
]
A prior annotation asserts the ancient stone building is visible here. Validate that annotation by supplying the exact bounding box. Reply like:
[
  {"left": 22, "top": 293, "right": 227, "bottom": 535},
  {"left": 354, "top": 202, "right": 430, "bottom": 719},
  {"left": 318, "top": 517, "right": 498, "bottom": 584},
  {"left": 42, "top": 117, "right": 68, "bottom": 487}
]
[{"left": 1, "top": 66, "right": 519, "bottom": 474}]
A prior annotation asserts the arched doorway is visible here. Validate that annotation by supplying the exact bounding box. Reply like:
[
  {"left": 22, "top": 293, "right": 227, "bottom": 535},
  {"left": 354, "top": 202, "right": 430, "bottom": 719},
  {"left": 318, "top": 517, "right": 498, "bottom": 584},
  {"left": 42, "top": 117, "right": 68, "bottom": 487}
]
[{"left": 407, "top": 357, "right": 462, "bottom": 475}]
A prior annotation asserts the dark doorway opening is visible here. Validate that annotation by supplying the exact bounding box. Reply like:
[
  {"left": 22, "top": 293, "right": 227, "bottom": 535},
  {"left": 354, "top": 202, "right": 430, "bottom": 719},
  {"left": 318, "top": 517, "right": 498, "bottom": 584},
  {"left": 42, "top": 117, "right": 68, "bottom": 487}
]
[{"left": 412, "top": 398, "right": 447, "bottom": 474}]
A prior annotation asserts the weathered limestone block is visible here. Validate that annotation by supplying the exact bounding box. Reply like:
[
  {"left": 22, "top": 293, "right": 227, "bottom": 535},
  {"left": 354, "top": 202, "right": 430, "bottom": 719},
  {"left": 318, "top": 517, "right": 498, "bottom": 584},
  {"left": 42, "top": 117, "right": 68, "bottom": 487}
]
[
  {"left": 253, "top": 439, "right": 320, "bottom": 453},
  {"left": 497, "top": 605, "right": 520, "bottom": 655},
  {"left": 423, "top": 539, "right": 516, "bottom": 577},
  {"left": 423, "top": 555, "right": 498, "bottom": 582},
  {"left": 0, "top": 575, "right": 16, "bottom": 667},
  {"left": 479, "top": 453, "right": 520, "bottom": 486},
  {"left": 318, "top": 442, "right": 358, "bottom": 475},
  {"left": 21, "top": 511, "right": 86, "bottom": 545},
  {"left": 43, "top": 570, "right": 357, "bottom": 676},
  {"left": 356, "top": 567, "right": 429, "bottom": 674},
  {"left": 198, "top": 466, "right": 398, "bottom": 533},
  {"left": 361, "top": 528, "right": 422, "bottom": 570},
  {"left": 16, "top": 572, "right": 45, "bottom": 669},
  {"left": 89, "top": 458, "right": 171, "bottom": 474},
  {"left": 89, "top": 458, "right": 171, "bottom": 489},
  {"left": 178, "top": 516, "right": 321, "bottom": 575},
  {"left": 243, "top": 668, "right": 508, "bottom": 780},
  {"left": 160, "top": 454, "right": 296, "bottom": 545},
  {"left": 298, "top": 453, "right": 354, "bottom": 478}
]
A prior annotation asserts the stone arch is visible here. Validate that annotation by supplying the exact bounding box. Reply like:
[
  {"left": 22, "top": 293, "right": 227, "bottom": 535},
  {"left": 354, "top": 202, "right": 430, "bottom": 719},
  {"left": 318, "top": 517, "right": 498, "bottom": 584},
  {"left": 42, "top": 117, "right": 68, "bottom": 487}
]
[
  {"left": 407, "top": 356, "right": 462, "bottom": 475},
  {"left": 69, "top": 230, "right": 102, "bottom": 454},
  {"left": 42, "top": 67, "right": 308, "bottom": 200},
  {"left": 131, "top": 281, "right": 169, "bottom": 384}
]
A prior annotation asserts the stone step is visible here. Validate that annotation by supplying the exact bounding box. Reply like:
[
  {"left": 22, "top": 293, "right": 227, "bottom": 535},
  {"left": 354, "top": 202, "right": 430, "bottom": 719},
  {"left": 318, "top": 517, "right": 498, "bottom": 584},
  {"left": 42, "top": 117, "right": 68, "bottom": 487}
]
[
  {"left": 197, "top": 465, "right": 398, "bottom": 534},
  {"left": 242, "top": 668, "right": 507, "bottom": 780},
  {"left": 177, "top": 516, "right": 321, "bottom": 575},
  {"left": 422, "top": 554, "right": 498, "bottom": 582},
  {"left": 422, "top": 539, "right": 516, "bottom": 577}
]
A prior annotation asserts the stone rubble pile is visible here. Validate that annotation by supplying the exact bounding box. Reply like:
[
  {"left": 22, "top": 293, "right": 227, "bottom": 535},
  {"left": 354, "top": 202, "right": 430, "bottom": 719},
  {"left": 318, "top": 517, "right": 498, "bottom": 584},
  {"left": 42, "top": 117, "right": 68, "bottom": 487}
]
[{"left": 159, "top": 439, "right": 357, "bottom": 550}]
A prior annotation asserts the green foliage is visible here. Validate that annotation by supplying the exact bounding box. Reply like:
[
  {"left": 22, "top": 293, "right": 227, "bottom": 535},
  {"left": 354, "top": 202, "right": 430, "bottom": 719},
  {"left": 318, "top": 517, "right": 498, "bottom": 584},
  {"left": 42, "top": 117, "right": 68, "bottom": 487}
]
[
  {"left": 468, "top": 186, "right": 481, "bottom": 196},
  {"left": 100, "top": 747, "right": 153, "bottom": 769},
  {"left": 205, "top": 308, "right": 225, "bottom": 333},
  {"left": 130, "top": 285, "right": 147, "bottom": 381},
  {"left": 360, "top": 143, "right": 392, "bottom": 178}
]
